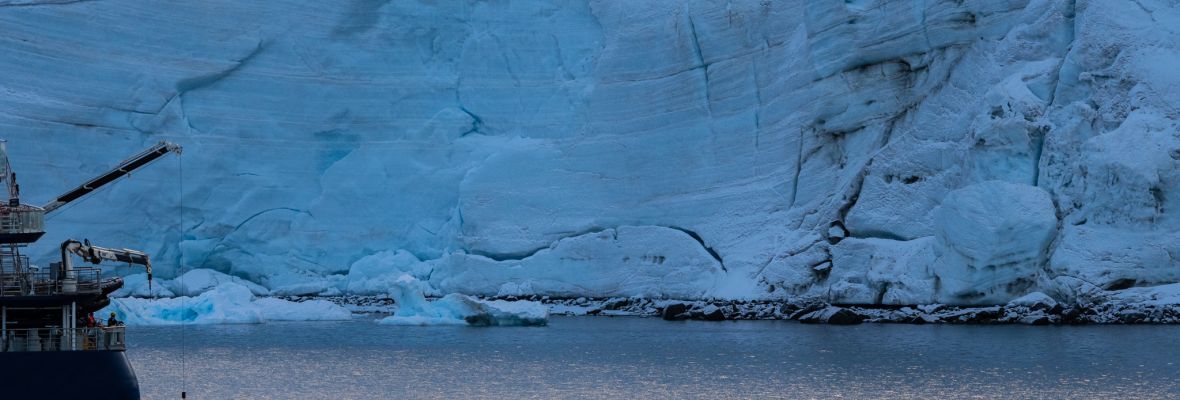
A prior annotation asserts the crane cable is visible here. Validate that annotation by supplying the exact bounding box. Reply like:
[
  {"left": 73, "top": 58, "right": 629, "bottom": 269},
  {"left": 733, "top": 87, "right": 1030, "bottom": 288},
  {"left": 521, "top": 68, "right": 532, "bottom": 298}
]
[{"left": 177, "top": 151, "right": 187, "bottom": 400}]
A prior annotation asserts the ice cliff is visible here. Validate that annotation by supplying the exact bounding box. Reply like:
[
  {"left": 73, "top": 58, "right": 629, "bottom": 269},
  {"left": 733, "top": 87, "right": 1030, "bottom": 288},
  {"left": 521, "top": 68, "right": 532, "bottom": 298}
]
[{"left": 1, "top": 0, "right": 1178, "bottom": 306}]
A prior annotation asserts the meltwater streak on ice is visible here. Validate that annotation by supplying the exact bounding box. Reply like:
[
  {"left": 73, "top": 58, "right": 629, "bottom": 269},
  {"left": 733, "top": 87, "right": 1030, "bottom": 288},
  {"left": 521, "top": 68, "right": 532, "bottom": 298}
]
[{"left": 128, "top": 317, "right": 1180, "bottom": 399}]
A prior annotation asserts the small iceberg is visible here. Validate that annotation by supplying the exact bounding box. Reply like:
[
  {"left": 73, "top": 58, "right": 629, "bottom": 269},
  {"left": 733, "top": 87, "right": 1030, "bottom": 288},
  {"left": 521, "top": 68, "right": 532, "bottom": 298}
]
[
  {"left": 378, "top": 275, "right": 547, "bottom": 326},
  {"left": 103, "top": 282, "right": 352, "bottom": 325}
]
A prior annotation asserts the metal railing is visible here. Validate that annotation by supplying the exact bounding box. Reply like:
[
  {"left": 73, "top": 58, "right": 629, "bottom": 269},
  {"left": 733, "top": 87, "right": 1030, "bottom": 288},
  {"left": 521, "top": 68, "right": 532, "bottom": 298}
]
[
  {"left": 0, "top": 267, "right": 103, "bottom": 297},
  {"left": 0, "top": 206, "right": 45, "bottom": 235},
  {"left": 1, "top": 326, "right": 126, "bottom": 352},
  {"left": 73, "top": 267, "right": 104, "bottom": 293},
  {"left": 0, "top": 253, "right": 29, "bottom": 276}
]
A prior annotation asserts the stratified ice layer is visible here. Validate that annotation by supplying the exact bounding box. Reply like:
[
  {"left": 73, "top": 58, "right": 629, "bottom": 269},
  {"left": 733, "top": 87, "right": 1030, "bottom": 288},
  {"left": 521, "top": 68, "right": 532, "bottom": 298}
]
[{"left": 3, "top": 1, "right": 1178, "bottom": 305}]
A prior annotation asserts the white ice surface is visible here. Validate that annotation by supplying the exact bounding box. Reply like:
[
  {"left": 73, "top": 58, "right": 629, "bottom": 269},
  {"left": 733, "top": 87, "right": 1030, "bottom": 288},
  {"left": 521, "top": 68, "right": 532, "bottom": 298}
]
[
  {"left": 103, "top": 282, "right": 351, "bottom": 325},
  {"left": 823, "top": 237, "right": 938, "bottom": 305},
  {"left": 2, "top": 1, "right": 1178, "bottom": 306},
  {"left": 109, "top": 273, "right": 175, "bottom": 299},
  {"left": 1008, "top": 292, "right": 1059, "bottom": 309},
  {"left": 378, "top": 275, "right": 548, "bottom": 326},
  {"left": 427, "top": 226, "right": 724, "bottom": 300},
  {"left": 345, "top": 250, "right": 429, "bottom": 295},
  {"left": 167, "top": 269, "right": 271, "bottom": 297},
  {"left": 112, "top": 269, "right": 269, "bottom": 298},
  {"left": 1109, "top": 284, "right": 1180, "bottom": 307},
  {"left": 932, "top": 181, "right": 1057, "bottom": 304}
]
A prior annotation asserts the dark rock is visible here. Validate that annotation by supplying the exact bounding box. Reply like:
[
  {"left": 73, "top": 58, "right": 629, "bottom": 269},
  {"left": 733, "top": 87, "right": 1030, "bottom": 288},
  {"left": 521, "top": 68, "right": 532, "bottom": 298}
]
[
  {"left": 917, "top": 304, "right": 944, "bottom": 314},
  {"left": 700, "top": 305, "right": 726, "bottom": 321},
  {"left": 1019, "top": 314, "right": 1050, "bottom": 325},
  {"left": 827, "top": 220, "right": 849, "bottom": 244},
  {"left": 661, "top": 303, "right": 690, "bottom": 321},
  {"left": 464, "top": 314, "right": 494, "bottom": 326},
  {"left": 944, "top": 306, "right": 1001, "bottom": 323},
  {"left": 777, "top": 304, "right": 800, "bottom": 316},
  {"left": 1061, "top": 307, "right": 1082, "bottom": 324},
  {"left": 1007, "top": 292, "right": 1059, "bottom": 312},
  {"left": 798, "top": 307, "right": 864, "bottom": 325},
  {"left": 974, "top": 306, "right": 1002, "bottom": 321},
  {"left": 1118, "top": 310, "right": 1147, "bottom": 323},
  {"left": 789, "top": 303, "right": 826, "bottom": 320},
  {"left": 812, "top": 261, "right": 833, "bottom": 274},
  {"left": 603, "top": 298, "right": 631, "bottom": 310},
  {"left": 825, "top": 308, "right": 865, "bottom": 325}
]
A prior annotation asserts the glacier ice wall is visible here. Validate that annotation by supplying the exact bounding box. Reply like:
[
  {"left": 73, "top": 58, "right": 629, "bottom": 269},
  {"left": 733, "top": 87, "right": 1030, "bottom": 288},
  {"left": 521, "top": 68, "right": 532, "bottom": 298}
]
[{"left": 1, "top": 0, "right": 1177, "bottom": 304}]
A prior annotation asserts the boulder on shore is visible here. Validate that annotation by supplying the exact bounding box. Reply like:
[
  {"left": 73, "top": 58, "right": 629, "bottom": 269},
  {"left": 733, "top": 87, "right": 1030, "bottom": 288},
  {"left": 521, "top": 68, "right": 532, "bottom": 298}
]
[
  {"left": 661, "top": 302, "right": 690, "bottom": 321},
  {"left": 797, "top": 307, "right": 864, "bottom": 325}
]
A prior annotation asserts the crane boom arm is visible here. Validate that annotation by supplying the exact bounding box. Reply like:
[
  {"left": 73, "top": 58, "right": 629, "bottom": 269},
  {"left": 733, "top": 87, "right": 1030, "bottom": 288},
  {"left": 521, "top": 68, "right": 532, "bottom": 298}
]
[
  {"left": 61, "top": 239, "right": 153, "bottom": 283},
  {"left": 42, "top": 141, "right": 182, "bottom": 213}
]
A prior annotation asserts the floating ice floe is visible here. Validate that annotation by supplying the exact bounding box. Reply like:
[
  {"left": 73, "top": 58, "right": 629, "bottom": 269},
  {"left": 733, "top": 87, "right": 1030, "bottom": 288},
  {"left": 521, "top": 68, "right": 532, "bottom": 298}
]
[
  {"left": 378, "top": 275, "right": 547, "bottom": 326},
  {"left": 103, "top": 282, "right": 351, "bottom": 325}
]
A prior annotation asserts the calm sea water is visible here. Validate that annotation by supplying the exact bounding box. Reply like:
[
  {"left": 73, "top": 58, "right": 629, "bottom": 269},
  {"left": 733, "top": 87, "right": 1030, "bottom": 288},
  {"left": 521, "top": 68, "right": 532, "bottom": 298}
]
[{"left": 128, "top": 316, "right": 1180, "bottom": 399}]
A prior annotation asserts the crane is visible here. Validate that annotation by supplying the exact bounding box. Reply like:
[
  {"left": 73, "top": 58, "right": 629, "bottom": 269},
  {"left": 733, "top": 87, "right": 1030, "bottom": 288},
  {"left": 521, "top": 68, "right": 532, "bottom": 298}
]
[
  {"left": 0, "top": 139, "right": 178, "bottom": 295},
  {"left": 41, "top": 140, "right": 182, "bottom": 214},
  {"left": 59, "top": 239, "right": 152, "bottom": 294}
]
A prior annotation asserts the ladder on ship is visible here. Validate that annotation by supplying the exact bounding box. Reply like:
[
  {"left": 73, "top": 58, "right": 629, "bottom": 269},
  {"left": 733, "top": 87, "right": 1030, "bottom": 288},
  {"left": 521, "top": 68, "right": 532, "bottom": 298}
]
[{"left": 0, "top": 243, "right": 29, "bottom": 296}]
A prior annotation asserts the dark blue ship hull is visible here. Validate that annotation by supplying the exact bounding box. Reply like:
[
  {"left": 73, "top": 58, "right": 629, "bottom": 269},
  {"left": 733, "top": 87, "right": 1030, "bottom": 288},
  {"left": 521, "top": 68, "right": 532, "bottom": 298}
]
[{"left": 0, "top": 350, "right": 140, "bottom": 399}]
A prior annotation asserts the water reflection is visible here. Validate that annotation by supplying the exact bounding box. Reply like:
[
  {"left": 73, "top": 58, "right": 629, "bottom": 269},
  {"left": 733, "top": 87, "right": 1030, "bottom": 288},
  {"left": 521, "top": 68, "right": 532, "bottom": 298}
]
[{"left": 129, "top": 317, "right": 1180, "bottom": 399}]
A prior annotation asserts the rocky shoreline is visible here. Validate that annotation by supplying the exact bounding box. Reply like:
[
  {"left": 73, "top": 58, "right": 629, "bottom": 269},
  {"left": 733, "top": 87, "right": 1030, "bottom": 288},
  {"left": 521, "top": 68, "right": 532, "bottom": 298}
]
[{"left": 288, "top": 293, "right": 1180, "bottom": 325}]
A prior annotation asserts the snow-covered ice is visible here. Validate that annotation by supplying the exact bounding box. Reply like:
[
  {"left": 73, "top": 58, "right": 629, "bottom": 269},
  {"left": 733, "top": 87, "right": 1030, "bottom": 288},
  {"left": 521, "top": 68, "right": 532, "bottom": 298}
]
[
  {"left": 345, "top": 250, "right": 430, "bottom": 296},
  {"left": 1, "top": 1, "right": 1178, "bottom": 308},
  {"left": 109, "top": 273, "right": 176, "bottom": 299},
  {"left": 167, "top": 269, "right": 270, "bottom": 297},
  {"left": 1109, "top": 283, "right": 1180, "bottom": 308},
  {"left": 112, "top": 269, "right": 269, "bottom": 298},
  {"left": 1007, "top": 292, "right": 1059, "bottom": 310},
  {"left": 932, "top": 181, "right": 1057, "bottom": 304},
  {"left": 428, "top": 226, "right": 724, "bottom": 300},
  {"left": 103, "top": 282, "right": 351, "bottom": 325},
  {"left": 378, "top": 275, "right": 548, "bottom": 326}
]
